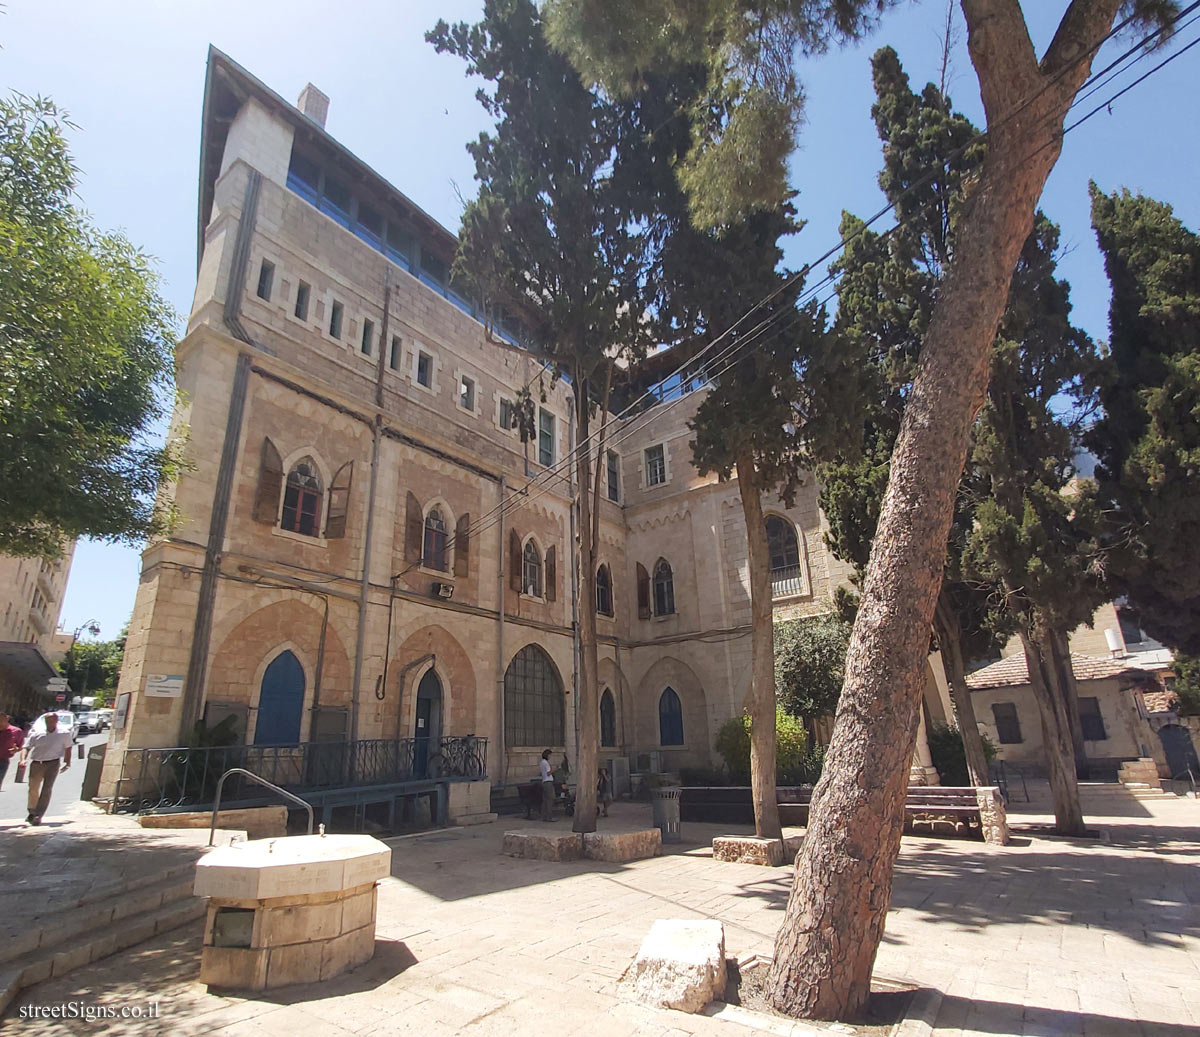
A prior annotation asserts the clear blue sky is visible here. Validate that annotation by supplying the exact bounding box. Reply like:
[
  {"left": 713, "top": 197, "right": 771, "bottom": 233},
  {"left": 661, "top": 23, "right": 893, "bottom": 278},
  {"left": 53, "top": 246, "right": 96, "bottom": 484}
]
[{"left": 2, "top": 1, "right": 1197, "bottom": 641}]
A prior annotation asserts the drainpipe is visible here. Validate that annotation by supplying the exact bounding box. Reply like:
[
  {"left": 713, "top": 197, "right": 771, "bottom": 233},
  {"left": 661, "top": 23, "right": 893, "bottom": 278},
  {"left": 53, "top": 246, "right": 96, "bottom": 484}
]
[
  {"left": 351, "top": 419, "right": 382, "bottom": 742},
  {"left": 496, "top": 476, "right": 507, "bottom": 783}
]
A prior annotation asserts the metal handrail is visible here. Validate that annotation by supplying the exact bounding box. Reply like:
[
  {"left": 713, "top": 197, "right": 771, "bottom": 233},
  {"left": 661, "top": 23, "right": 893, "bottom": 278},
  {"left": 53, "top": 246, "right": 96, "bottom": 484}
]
[{"left": 209, "top": 767, "right": 314, "bottom": 846}]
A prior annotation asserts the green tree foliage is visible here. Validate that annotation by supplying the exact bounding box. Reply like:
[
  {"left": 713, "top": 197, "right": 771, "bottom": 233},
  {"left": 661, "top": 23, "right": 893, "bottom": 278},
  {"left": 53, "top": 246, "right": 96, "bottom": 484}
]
[
  {"left": 926, "top": 720, "right": 997, "bottom": 787},
  {"left": 60, "top": 629, "right": 126, "bottom": 702},
  {"left": 1088, "top": 186, "right": 1200, "bottom": 654},
  {"left": 714, "top": 707, "right": 813, "bottom": 782},
  {"left": 774, "top": 614, "right": 851, "bottom": 721},
  {"left": 429, "top": 0, "right": 654, "bottom": 833},
  {"left": 1171, "top": 654, "right": 1200, "bottom": 716},
  {"left": 0, "top": 95, "right": 181, "bottom": 557}
]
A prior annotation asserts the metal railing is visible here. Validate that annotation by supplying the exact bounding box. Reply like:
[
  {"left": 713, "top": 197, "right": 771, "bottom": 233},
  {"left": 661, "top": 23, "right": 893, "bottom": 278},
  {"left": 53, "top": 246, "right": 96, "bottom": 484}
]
[
  {"left": 988, "top": 759, "right": 1029, "bottom": 803},
  {"left": 114, "top": 735, "right": 487, "bottom": 814},
  {"left": 209, "top": 768, "right": 314, "bottom": 845},
  {"left": 770, "top": 565, "right": 804, "bottom": 598}
]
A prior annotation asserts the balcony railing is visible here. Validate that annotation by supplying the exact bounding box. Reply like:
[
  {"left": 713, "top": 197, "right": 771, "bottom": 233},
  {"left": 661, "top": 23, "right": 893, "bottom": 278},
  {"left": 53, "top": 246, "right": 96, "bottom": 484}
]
[
  {"left": 770, "top": 565, "right": 805, "bottom": 599},
  {"left": 113, "top": 735, "right": 487, "bottom": 814}
]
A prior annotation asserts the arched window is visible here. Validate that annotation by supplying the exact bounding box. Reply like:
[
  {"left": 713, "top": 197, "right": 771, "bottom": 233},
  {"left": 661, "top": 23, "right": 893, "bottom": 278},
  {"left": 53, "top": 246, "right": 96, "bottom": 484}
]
[
  {"left": 424, "top": 508, "right": 448, "bottom": 572},
  {"left": 600, "top": 688, "right": 617, "bottom": 748},
  {"left": 596, "top": 564, "right": 613, "bottom": 616},
  {"left": 504, "top": 644, "right": 564, "bottom": 747},
  {"left": 522, "top": 539, "right": 542, "bottom": 597},
  {"left": 281, "top": 459, "right": 322, "bottom": 537},
  {"left": 659, "top": 687, "right": 684, "bottom": 746},
  {"left": 653, "top": 559, "right": 675, "bottom": 616},
  {"left": 766, "top": 516, "right": 803, "bottom": 597}
]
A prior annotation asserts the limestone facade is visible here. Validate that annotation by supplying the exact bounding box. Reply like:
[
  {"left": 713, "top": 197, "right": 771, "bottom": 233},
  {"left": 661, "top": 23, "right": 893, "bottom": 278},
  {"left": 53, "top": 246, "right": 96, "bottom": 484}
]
[
  {"left": 0, "top": 543, "right": 75, "bottom": 718},
  {"left": 97, "top": 50, "right": 871, "bottom": 800}
]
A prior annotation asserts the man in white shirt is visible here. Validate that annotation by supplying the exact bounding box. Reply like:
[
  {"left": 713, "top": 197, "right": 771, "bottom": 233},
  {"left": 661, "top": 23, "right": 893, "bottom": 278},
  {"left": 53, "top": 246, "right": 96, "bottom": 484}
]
[
  {"left": 23, "top": 712, "right": 73, "bottom": 825},
  {"left": 539, "top": 748, "right": 555, "bottom": 822}
]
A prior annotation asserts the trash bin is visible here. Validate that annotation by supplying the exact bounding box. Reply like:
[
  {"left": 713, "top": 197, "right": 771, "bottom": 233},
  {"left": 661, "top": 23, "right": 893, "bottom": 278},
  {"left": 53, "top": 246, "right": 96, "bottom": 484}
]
[
  {"left": 651, "top": 786, "right": 682, "bottom": 843},
  {"left": 80, "top": 742, "right": 107, "bottom": 802}
]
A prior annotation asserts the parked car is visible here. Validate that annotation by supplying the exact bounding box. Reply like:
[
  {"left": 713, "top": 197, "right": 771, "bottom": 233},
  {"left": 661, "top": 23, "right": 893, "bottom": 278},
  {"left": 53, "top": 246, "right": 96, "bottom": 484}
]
[
  {"left": 96, "top": 709, "right": 113, "bottom": 730},
  {"left": 30, "top": 710, "right": 79, "bottom": 742},
  {"left": 75, "top": 711, "right": 102, "bottom": 735}
]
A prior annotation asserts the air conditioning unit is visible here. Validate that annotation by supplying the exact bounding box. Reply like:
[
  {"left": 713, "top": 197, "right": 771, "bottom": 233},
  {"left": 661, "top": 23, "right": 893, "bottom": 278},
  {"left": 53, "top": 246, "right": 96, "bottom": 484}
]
[
  {"left": 605, "top": 756, "right": 631, "bottom": 798},
  {"left": 431, "top": 581, "right": 454, "bottom": 599},
  {"left": 633, "top": 751, "right": 662, "bottom": 775}
]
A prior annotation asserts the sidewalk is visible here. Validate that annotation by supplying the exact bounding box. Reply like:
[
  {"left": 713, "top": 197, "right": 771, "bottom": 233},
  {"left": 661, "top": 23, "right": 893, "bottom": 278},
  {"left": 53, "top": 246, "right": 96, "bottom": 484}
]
[{"left": 4, "top": 787, "right": 1199, "bottom": 1036}]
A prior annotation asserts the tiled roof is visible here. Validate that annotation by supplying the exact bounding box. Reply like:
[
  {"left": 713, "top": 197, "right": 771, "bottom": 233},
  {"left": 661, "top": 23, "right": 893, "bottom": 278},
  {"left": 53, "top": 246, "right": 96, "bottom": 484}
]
[
  {"left": 966, "top": 652, "right": 1135, "bottom": 690},
  {"left": 1141, "top": 690, "right": 1177, "bottom": 713}
]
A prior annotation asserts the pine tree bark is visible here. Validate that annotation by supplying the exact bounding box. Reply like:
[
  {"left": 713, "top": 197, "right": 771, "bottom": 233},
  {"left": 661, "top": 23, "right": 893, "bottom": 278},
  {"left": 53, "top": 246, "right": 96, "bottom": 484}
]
[
  {"left": 1021, "top": 627, "right": 1086, "bottom": 833},
  {"left": 737, "top": 453, "right": 782, "bottom": 840},
  {"left": 573, "top": 382, "right": 599, "bottom": 834},
  {"left": 1050, "top": 628, "right": 1089, "bottom": 777},
  {"left": 768, "top": 0, "right": 1122, "bottom": 1018},
  {"left": 934, "top": 594, "right": 991, "bottom": 786}
]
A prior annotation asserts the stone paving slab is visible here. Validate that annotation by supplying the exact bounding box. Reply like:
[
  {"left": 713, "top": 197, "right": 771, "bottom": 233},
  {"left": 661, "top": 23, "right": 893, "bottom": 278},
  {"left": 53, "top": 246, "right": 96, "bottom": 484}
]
[{"left": 4, "top": 788, "right": 1200, "bottom": 1035}]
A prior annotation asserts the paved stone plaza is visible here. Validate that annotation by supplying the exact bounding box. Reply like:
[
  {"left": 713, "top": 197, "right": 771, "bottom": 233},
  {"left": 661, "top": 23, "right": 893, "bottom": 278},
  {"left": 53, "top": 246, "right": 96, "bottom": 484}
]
[{"left": 4, "top": 787, "right": 1199, "bottom": 1036}]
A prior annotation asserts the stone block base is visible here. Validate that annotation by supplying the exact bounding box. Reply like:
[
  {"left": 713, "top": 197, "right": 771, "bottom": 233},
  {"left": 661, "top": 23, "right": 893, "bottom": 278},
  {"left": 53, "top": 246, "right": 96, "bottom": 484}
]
[
  {"left": 1118, "top": 758, "right": 1163, "bottom": 790},
  {"left": 140, "top": 806, "right": 287, "bottom": 839},
  {"left": 782, "top": 833, "right": 803, "bottom": 862},
  {"left": 583, "top": 829, "right": 661, "bottom": 862},
  {"left": 502, "top": 829, "right": 583, "bottom": 861},
  {"left": 448, "top": 780, "right": 496, "bottom": 827},
  {"left": 620, "top": 919, "right": 726, "bottom": 1014},
  {"left": 712, "top": 836, "right": 783, "bottom": 867},
  {"left": 454, "top": 812, "right": 499, "bottom": 827},
  {"left": 200, "top": 883, "right": 377, "bottom": 991}
]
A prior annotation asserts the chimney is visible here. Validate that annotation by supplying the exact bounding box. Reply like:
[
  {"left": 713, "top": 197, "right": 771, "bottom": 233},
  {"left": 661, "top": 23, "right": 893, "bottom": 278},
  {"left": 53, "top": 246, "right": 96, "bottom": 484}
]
[{"left": 297, "top": 83, "right": 329, "bottom": 129}]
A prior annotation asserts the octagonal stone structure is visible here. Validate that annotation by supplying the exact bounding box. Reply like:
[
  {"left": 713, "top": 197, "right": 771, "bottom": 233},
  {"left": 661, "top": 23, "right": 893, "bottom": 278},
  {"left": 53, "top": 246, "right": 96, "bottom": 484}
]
[{"left": 194, "top": 834, "right": 391, "bottom": 991}]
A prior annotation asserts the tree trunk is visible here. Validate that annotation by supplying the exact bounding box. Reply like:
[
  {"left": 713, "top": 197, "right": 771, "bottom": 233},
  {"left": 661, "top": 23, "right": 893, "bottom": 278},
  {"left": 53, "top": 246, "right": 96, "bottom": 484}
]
[
  {"left": 573, "top": 384, "right": 599, "bottom": 834},
  {"left": 768, "top": 1, "right": 1122, "bottom": 1018},
  {"left": 1049, "top": 628, "right": 1088, "bottom": 777},
  {"left": 737, "top": 453, "right": 782, "bottom": 840},
  {"left": 934, "top": 594, "right": 990, "bottom": 786},
  {"left": 1021, "top": 627, "right": 1086, "bottom": 834}
]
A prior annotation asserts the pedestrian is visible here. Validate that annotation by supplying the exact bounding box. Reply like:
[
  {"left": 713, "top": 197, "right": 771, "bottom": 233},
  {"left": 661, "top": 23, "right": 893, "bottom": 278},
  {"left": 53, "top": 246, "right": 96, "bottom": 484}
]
[
  {"left": 539, "top": 748, "right": 555, "bottom": 822},
  {"left": 0, "top": 713, "right": 25, "bottom": 791},
  {"left": 22, "top": 712, "right": 73, "bottom": 825},
  {"left": 597, "top": 767, "right": 612, "bottom": 818}
]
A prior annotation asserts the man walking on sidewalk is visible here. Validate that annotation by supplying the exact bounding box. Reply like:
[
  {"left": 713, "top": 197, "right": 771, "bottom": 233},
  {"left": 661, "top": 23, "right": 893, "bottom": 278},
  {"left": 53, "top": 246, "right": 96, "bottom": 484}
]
[
  {"left": 0, "top": 713, "right": 25, "bottom": 791},
  {"left": 23, "top": 712, "right": 72, "bottom": 825}
]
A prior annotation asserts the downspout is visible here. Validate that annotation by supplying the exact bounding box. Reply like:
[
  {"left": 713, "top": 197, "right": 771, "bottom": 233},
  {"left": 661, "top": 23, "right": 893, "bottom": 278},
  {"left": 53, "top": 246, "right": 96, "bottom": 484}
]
[
  {"left": 568, "top": 402, "right": 579, "bottom": 763},
  {"left": 350, "top": 274, "right": 391, "bottom": 743},
  {"left": 179, "top": 170, "right": 262, "bottom": 739},
  {"left": 496, "top": 476, "right": 507, "bottom": 783}
]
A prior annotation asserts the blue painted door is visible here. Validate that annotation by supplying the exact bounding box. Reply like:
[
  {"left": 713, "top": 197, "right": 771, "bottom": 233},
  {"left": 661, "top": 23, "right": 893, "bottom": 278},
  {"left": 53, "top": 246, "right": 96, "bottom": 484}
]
[
  {"left": 414, "top": 669, "right": 441, "bottom": 777},
  {"left": 255, "top": 651, "right": 306, "bottom": 745}
]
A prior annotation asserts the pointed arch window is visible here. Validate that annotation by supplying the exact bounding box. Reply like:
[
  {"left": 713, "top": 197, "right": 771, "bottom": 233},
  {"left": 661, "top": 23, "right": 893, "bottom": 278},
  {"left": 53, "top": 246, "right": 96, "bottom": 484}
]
[
  {"left": 600, "top": 688, "right": 617, "bottom": 747},
  {"left": 504, "top": 644, "right": 564, "bottom": 747},
  {"left": 653, "top": 559, "right": 675, "bottom": 616},
  {"left": 281, "top": 459, "right": 322, "bottom": 537},
  {"left": 522, "top": 539, "right": 543, "bottom": 597},
  {"left": 424, "top": 508, "right": 449, "bottom": 572},
  {"left": 596, "top": 564, "right": 614, "bottom": 617},
  {"left": 766, "top": 515, "right": 803, "bottom": 597},
  {"left": 659, "top": 687, "right": 684, "bottom": 746}
]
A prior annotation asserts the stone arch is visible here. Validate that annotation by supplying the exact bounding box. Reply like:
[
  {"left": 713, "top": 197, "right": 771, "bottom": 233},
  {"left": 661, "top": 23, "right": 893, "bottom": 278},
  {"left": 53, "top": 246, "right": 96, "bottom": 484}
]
[
  {"left": 381, "top": 624, "right": 477, "bottom": 744},
  {"left": 634, "top": 655, "right": 709, "bottom": 765},
  {"left": 504, "top": 643, "right": 566, "bottom": 750},
  {"left": 598, "top": 655, "right": 632, "bottom": 751},
  {"left": 206, "top": 598, "right": 352, "bottom": 743}
]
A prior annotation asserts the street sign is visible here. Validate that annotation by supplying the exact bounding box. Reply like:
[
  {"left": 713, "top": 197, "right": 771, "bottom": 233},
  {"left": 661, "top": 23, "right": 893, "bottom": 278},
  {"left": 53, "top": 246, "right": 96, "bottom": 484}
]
[
  {"left": 47, "top": 677, "right": 68, "bottom": 690},
  {"left": 144, "top": 674, "right": 184, "bottom": 698},
  {"left": 55, "top": 693, "right": 66, "bottom": 702}
]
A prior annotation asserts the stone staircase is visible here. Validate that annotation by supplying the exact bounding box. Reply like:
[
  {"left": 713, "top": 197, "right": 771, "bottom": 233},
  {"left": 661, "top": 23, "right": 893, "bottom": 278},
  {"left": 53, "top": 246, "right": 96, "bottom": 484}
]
[{"left": 0, "top": 862, "right": 207, "bottom": 1016}]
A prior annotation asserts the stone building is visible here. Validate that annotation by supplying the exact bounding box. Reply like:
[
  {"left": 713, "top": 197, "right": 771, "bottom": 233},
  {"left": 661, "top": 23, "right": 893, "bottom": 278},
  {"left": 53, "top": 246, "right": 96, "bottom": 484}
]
[
  {"left": 100, "top": 49, "right": 891, "bottom": 800},
  {"left": 0, "top": 545, "right": 75, "bottom": 719}
]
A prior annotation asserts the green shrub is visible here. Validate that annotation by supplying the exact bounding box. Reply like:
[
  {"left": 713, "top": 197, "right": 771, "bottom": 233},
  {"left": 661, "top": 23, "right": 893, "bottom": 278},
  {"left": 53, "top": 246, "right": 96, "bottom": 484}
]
[
  {"left": 927, "top": 720, "right": 997, "bottom": 786},
  {"left": 715, "top": 707, "right": 808, "bottom": 783}
]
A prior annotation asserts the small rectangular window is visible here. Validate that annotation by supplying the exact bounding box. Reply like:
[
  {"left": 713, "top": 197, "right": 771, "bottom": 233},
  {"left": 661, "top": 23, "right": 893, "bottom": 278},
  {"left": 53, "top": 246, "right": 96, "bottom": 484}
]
[
  {"left": 256, "top": 259, "right": 274, "bottom": 301},
  {"left": 361, "top": 319, "right": 374, "bottom": 356},
  {"left": 459, "top": 375, "right": 475, "bottom": 412},
  {"left": 538, "top": 410, "right": 555, "bottom": 467},
  {"left": 1079, "top": 697, "right": 1108, "bottom": 741},
  {"left": 645, "top": 444, "right": 666, "bottom": 486},
  {"left": 294, "top": 281, "right": 310, "bottom": 321},
  {"left": 417, "top": 351, "right": 432, "bottom": 388},
  {"left": 389, "top": 336, "right": 401, "bottom": 371},
  {"left": 606, "top": 450, "right": 620, "bottom": 502},
  {"left": 329, "top": 300, "right": 343, "bottom": 339},
  {"left": 992, "top": 702, "right": 1023, "bottom": 744},
  {"left": 500, "top": 398, "right": 516, "bottom": 432}
]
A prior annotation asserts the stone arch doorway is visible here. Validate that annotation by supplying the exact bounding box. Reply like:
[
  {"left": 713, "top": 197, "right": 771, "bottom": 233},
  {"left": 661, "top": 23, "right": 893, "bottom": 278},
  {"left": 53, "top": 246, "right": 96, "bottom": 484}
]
[
  {"left": 255, "top": 650, "right": 306, "bottom": 746},
  {"left": 1157, "top": 723, "right": 1199, "bottom": 779},
  {"left": 414, "top": 668, "right": 443, "bottom": 778}
]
